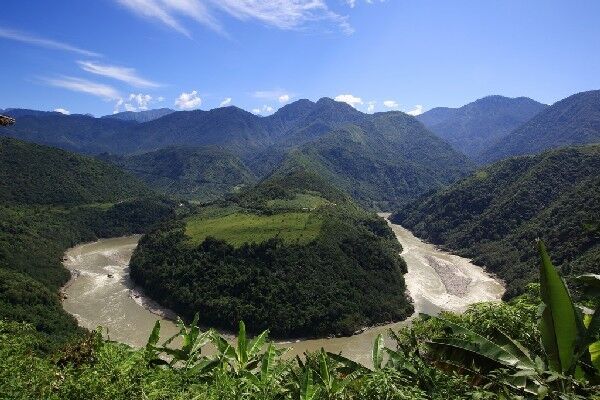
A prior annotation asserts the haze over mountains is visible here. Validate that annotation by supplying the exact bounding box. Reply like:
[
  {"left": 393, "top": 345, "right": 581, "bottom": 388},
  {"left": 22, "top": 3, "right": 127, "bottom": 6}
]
[
  {"left": 1, "top": 97, "right": 472, "bottom": 208},
  {"left": 479, "top": 90, "right": 600, "bottom": 163},
  {"left": 2, "top": 90, "right": 600, "bottom": 208},
  {"left": 417, "top": 95, "right": 547, "bottom": 160}
]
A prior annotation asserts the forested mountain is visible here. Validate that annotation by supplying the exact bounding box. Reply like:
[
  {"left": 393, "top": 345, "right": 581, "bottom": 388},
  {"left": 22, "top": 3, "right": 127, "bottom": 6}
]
[
  {"left": 1, "top": 98, "right": 472, "bottom": 209},
  {"left": 131, "top": 165, "right": 414, "bottom": 337},
  {"left": 100, "top": 146, "right": 256, "bottom": 201},
  {"left": 0, "top": 137, "right": 174, "bottom": 350},
  {"left": 271, "top": 111, "right": 473, "bottom": 210},
  {"left": 102, "top": 108, "right": 175, "bottom": 123},
  {"left": 417, "top": 95, "right": 547, "bottom": 160},
  {"left": 1, "top": 137, "right": 150, "bottom": 205},
  {"left": 479, "top": 90, "right": 600, "bottom": 163},
  {"left": 391, "top": 144, "right": 600, "bottom": 298}
]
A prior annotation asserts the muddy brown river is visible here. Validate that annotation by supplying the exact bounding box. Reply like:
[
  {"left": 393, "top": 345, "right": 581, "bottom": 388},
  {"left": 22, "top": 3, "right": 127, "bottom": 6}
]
[{"left": 62, "top": 215, "right": 504, "bottom": 365}]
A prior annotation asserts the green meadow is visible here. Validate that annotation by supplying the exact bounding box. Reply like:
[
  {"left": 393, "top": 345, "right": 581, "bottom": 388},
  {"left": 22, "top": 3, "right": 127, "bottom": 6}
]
[{"left": 185, "top": 210, "right": 323, "bottom": 246}]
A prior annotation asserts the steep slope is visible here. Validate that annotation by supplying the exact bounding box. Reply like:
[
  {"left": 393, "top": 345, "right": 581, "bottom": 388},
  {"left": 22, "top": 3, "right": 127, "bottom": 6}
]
[
  {"left": 0, "top": 137, "right": 151, "bottom": 205},
  {"left": 101, "top": 146, "right": 256, "bottom": 201},
  {"left": 102, "top": 108, "right": 175, "bottom": 123},
  {"left": 391, "top": 145, "right": 600, "bottom": 298},
  {"left": 131, "top": 166, "right": 413, "bottom": 337},
  {"left": 1, "top": 99, "right": 473, "bottom": 208},
  {"left": 480, "top": 90, "right": 600, "bottom": 163},
  {"left": 0, "top": 137, "right": 174, "bottom": 350},
  {"left": 0, "top": 111, "right": 134, "bottom": 154},
  {"left": 417, "top": 95, "right": 547, "bottom": 159},
  {"left": 274, "top": 111, "right": 473, "bottom": 210}
]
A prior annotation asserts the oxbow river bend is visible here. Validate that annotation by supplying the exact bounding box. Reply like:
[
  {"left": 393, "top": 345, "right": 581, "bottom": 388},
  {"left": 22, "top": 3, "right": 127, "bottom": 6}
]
[{"left": 62, "top": 214, "right": 504, "bottom": 365}]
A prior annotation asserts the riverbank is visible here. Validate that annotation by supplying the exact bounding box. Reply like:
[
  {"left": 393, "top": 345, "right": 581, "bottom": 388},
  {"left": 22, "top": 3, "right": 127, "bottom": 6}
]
[{"left": 61, "top": 218, "right": 504, "bottom": 365}]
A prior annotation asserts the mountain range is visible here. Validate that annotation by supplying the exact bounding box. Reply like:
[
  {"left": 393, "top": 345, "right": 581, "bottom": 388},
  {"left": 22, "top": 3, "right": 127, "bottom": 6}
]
[
  {"left": 102, "top": 108, "right": 175, "bottom": 123},
  {"left": 1, "top": 98, "right": 472, "bottom": 209},
  {"left": 417, "top": 95, "right": 547, "bottom": 160},
  {"left": 391, "top": 144, "right": 600, "bottom": 298},
  {"left": 479, "top": 90, "right": 600, "bottom": 163}
]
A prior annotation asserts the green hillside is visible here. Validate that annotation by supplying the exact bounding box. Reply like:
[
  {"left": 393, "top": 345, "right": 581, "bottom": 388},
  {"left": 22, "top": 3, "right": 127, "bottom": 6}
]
[
  {"left": 276, "top": 112, "right": 473, "bottom": 210},
  {"left": 130, "top": 167, "right": 414, "bottom": 337},
  {"left": 0, "top": 137, "right": 151, "bottom": 205},
  {"left": 0, "top": 138, "right": 174, "bottom": 351},
  {"left": 101, "top": 146, "right": 256, "bottom": 202},
  {"left": 480, "top": 90, "right": 600, "bottom": 163},
  {"left": 2, "top": 99, "right": 473, "bottom": 209},
  {"left": 417, "top": 95, "right": 547, "bottom": 159},
  {"left": 391, "top": 145, "right": 600, "bottom": 298}
]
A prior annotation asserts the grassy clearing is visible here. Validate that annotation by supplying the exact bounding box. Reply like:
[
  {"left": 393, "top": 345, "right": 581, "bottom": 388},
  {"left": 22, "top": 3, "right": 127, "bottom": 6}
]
[
  {"left": 185, "top": 211, "right": 323, "bottom": 246},
  {"left": 266, "top": 193, "right": 330, "bottom": 211}
]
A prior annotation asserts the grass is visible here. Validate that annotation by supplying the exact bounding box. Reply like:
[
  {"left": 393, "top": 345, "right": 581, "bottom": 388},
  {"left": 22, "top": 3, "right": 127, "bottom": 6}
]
[
  {"left": 266, "top": 193, "right": 330, "bottom": 211},
  {"left": 185, "top": 210, "right": 323, "bottom": 247}
]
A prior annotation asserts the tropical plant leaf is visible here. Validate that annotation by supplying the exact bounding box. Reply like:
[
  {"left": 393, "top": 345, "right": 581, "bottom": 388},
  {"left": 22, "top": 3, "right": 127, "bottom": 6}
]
[
  {"left": 146, "top": 320, "right": 161, "bottom": 350},
  {"left": 372, "top": 333, "right": 384, "bottom": 370},
  {"left": 537, "top": 240, "right": 579, "bottom": 374}
]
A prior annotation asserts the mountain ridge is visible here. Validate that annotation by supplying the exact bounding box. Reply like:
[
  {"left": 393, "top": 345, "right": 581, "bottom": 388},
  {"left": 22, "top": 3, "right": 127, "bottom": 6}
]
[{"left": 417, "top": 95, "right": 547, "bottom": 160}]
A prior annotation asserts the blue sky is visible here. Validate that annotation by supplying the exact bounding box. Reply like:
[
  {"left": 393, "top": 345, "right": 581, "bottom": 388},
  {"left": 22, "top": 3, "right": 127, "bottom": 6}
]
[{"left": 1, "top": 0, "right": 599, "bottom": 116}]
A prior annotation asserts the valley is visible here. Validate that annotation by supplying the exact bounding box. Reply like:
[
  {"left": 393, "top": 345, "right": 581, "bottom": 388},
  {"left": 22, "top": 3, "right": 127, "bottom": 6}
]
[{"left": 61, "top": 216, "right": 503, "bottom": 365}]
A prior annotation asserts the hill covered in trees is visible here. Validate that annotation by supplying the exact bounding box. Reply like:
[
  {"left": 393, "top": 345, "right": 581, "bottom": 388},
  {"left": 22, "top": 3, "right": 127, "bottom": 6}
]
[
  {"left": 0, "top": 138, "right": 174, "bottom": 351},
  {"left": 479, "top": 90, "right": 600, "bottom": 163},
  {"left": 99, "top": 146, "right": 256, "bottom": 202},
  {"left": 1, "top": 137, "right": 151, "bottom": 205},
  {"left": 1, "top": 98, "right": 472, "bottom": 208},
  {"left": 417, "top": 95, "right": 547, "bottom": 160},
  {"left": 391, "top": 144, "right": 600, "bottom": 298},
  {"left": 130, "top": 165, "right": 414, "bottom": 338}
]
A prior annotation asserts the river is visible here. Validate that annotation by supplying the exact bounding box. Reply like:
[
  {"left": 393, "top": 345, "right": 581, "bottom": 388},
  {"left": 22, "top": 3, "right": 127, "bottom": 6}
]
[{"left": 62, "top": 215, "right": 504, "bottom": 365}]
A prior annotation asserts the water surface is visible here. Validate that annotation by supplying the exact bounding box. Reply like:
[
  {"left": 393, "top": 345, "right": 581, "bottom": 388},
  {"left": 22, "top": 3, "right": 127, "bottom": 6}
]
[{"left": 63, "top": 216, "right": 504, "bottom": 364}]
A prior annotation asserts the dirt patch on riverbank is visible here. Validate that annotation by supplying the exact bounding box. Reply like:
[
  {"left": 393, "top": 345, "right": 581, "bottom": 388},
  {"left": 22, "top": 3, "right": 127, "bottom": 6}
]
[{"left": 424, "top": 255, "right": 472, "bottom": 297}]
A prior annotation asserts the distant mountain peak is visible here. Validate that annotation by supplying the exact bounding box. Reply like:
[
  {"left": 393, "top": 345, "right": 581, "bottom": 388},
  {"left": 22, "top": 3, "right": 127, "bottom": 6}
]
[
  {"left": 417, "top": 95, "right": 547, "bottom": 159},
  {"left": 103, "top": 108, "right": 175, "bottom": 123}
]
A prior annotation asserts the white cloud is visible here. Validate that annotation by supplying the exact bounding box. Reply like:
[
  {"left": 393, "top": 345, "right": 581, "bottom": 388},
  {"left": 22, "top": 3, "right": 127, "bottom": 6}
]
[
  {"left": 113, "top": 93, "right": 154, "bottom": 113},
  {"left": 175, "top": 90, "right": 202, "bottom": 110},
  {"left": 251, "top": 105, "right": 275, "bottom": 115},
  {"left": 157, "top": 96, "right": 165, "bottom": 102},
  {"left": 54, "top": 108, "right": 70, "bottom": 115},
  {"left": 366, "top": 101, "right": 375, "bottom": 113},
  {"left": 334, "top": 94, "right": 363, "bottom": 108},
  {"left": 114, "top": 0, "right": 352, "bottom": 36},
  {"left": 278, "top": 94, "right": 290, "bottom": 103},
  {"left": 219, "top": 97, "right": 232, "bottom": 107},
  {"left": 406, "top": 105, "right": 424, "bottom": 116},
  {"left": 78, "top": 61, "right": 161, "bottom": 88},
  {"left": 130, "top": 93, "right": 153, "bottom": 110},
  {"left": 346, "top": 0, "right": 385, "bottom": 7},
  {"left": 44, "top": 77, "right": 121, "bottom": 100},
  {"left": 0, "top": 26, "right": 100, "bottom": 57},
  {"left": 383, "top": 100, "right": 399, "bottom": 109}
]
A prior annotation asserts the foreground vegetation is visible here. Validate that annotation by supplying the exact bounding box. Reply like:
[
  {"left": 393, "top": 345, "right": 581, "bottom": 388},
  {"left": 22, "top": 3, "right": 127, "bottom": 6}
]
[
  {"left": 0, "top": 137, "right": 175, "bottom": 351},
  {"left": 3, "top": 243, "right": 599, "bottom": 399},
  {"left": 392, "top": 145, "right": 600, "bottom": 299}
]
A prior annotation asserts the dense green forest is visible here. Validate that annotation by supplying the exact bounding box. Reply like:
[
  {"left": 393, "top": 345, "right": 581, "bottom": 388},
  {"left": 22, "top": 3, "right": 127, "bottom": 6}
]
[
  {"left": 417, "top": 95, "right": 547, "bottom": 160},
  {"left": 0, "top": 138, "right": 175, "bottom": 351},
  {"left": 3, "top": 255, "right": 599, "bottom": 398},
  {"left": 99, "top": 146, "right": 256, "bottom": 202},
  {"left": 130, "top": 167, "right": 414, "bottom": 337},
  {"left": 1, "top": 98, "right": 472, "bottom": 208},
  {"left": 391, "top": 145, "right": 600, "bottom": 298},
  {"left": 479, "top": 90, "right": 600, "bottom": 163}
]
